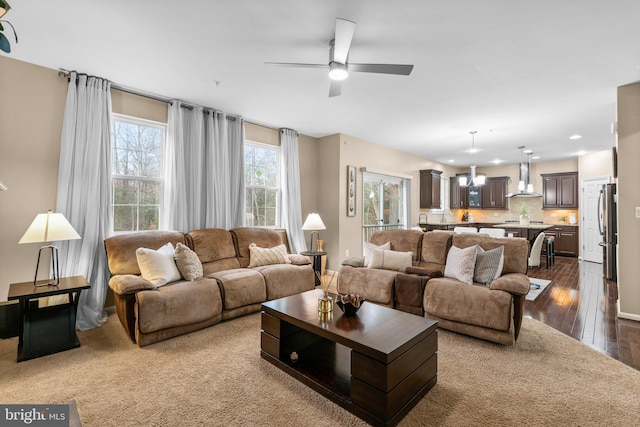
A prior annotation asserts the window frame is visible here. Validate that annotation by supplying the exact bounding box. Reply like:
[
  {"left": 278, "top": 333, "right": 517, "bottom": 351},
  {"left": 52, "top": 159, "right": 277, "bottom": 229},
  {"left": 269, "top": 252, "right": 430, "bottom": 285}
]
[
  {"left": 244, "top": 140, "right": 281, "bottom": 228},
  {"left": 110, "top": 113, "right": 166, "bottom": 234}
]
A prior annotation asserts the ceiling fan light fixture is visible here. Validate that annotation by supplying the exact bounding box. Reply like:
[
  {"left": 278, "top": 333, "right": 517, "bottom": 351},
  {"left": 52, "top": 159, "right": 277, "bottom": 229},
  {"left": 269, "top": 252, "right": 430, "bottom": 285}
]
[{"left": 328, "top": 62, "right": 348, "bottom": 81}]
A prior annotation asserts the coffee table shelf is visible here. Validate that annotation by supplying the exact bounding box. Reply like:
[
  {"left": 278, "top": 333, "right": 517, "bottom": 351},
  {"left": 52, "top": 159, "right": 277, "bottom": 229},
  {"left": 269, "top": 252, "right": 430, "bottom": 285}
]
[{"left": 261, "top": 289, "right": 438, "bottom": 427}]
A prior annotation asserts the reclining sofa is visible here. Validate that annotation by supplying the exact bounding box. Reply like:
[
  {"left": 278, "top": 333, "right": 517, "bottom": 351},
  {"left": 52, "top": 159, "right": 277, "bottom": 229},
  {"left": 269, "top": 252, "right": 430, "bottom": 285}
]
[
  {"left": 338, "top": 230, "right": 530, "bottom": 345},
  {"left": 105, "top": 227, "right": 314, "bottom": 346}
]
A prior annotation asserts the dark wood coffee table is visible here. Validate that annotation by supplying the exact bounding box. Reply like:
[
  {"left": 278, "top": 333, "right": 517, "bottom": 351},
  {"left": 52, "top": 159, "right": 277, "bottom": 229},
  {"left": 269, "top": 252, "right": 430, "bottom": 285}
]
[{"left": 261, "top": 289, "right": 438, "bottom": 427}]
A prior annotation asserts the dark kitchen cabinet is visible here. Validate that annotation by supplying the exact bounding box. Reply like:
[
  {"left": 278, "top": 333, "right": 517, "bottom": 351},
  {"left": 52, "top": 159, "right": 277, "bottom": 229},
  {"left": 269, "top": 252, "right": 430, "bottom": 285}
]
[
  {"left": 541, "top": 172, "right": 578, "bottom": 209},
  {"left": 544, "top": 225, "right": 579, "bottom": 257},
  {"left": 420, "top": 169, "right": 442, "bottom": 209},
  {"left": 481, "top": 176, "right": 508, "bottom": 209},
  {"left": 450, "top": 176, "right": 469, "bottom": 209}
]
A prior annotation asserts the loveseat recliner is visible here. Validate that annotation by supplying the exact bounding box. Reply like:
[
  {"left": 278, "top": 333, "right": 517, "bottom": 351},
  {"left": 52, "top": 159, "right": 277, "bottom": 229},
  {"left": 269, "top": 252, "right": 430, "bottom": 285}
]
[
  {"left": 105, "top": 227, "right": 314, "bottom": 346},
  {"left": 337, "top": 230, "right": 530, "bottom": 345}
]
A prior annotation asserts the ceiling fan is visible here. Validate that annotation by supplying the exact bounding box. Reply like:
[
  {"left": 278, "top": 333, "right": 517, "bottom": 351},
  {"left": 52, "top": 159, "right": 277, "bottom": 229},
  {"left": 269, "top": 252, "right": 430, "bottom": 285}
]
[{"left": 265, "top": 18, "right": 414, "bottom": 97}]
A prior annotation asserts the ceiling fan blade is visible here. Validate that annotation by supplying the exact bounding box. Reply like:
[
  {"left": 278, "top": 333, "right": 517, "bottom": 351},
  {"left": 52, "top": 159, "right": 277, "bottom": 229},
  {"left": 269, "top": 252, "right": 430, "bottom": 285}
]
[
  {"left": 264, "top": 62, "right": 328, "bottom": 69},
  {"left": 333, "top": 18, "right": 356, "bottom": 64},
  {"left": 329, "top": 80, "right": 342, "bottom": 97},
  {"left": 349, "top": 63, "right": 414, "bottom": 75}
]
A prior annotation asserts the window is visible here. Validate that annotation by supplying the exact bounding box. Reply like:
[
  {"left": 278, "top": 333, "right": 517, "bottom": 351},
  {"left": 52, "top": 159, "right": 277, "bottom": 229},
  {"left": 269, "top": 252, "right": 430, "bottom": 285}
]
[
  {"left": 111, "top": 114, "right": 165, "bottom": 232},
  {"left": 362, "top": 172, "right": 408, "bottom": 241},
  {"left": 245, "top": 141, "right": 280, "bottom": 227}
]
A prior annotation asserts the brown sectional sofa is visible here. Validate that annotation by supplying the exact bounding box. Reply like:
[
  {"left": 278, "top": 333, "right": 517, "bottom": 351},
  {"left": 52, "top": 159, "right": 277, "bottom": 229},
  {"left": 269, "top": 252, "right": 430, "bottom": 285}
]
[
  {"left": 105, "top": 227, "right": 314, "bottom": 346},
  {"left": 338, "top": 230, "right": 530, "bottom": 345}
]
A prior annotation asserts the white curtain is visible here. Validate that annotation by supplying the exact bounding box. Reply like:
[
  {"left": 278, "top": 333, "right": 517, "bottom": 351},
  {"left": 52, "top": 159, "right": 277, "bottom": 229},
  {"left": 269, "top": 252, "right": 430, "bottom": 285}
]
[
  {"left": 56, "top": 72, "right": 112, "bottom": 330},
  {"left": 163, "top": 102, "right": 244, "bottom": 231},
  {"left": 279, "top": 128, "right": 306, "bottom": 253}
]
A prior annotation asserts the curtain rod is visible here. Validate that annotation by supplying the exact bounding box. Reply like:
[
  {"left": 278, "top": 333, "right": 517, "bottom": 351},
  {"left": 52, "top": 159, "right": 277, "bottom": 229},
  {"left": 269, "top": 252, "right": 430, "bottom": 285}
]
[{"left": 57, "top": 69, "right": 241, "bottom": 120}]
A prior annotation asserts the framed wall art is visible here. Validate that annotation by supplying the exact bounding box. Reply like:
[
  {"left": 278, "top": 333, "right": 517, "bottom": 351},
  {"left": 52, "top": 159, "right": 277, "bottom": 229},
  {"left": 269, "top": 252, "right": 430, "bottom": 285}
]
[{"left": 347, "top": 165, "right": 356, "bottom": 217}]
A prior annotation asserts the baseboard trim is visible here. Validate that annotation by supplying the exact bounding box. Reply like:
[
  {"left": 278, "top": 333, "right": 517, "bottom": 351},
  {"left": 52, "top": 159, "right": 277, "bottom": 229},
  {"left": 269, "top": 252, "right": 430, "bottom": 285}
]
[{"left": 617, "top": 301, "right": 640, "bottom": 321}]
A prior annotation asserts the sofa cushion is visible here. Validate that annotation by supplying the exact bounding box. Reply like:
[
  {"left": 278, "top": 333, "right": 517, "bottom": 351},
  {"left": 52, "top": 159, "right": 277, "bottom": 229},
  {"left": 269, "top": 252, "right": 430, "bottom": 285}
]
[
  {"left": 337, "top": 265, "right": 396, "bottom": 306},
  {"left": 135, "top": 277, "right": 222, "bottom": 334},
  {"left": 452, "top": 234, "right": 529, "bottom": 275},
  {"left": 175, "top": 242, "right": 203, "bottom": 281},
  {"left": 424, "top": 278, "right": 513, "bottom": 331},
  {"left": 370, "top": 229, "right": 424, "bottom": 262},
  {"left": 252, "top": 263, "right": 314, "bottom": 300},
  {"left": 248, "top": 243, "right": 290, "bottom": 267},
  {"left": 210, "top": 268, "right": 267, "bottom": 310},
  {"left": 105, "top": 231, "right": 186, "bottom": 276},
  {"left": 474, "top": 245, "right": 504, "bottom": 285},
  {"left": 421, "top": 231, "right": 454, "bottom": 265},
  {"left": 136, "top": 243, "right": 182, "bottom": 288},
  {"left": 231, "top": 227, "right": 285, "bottom": 267},
  {"left": 367, "top": 249, "right": 412, "bottom": 272},
  {"left": 444, "top": 245, "right": 477, "bottom": 285}
]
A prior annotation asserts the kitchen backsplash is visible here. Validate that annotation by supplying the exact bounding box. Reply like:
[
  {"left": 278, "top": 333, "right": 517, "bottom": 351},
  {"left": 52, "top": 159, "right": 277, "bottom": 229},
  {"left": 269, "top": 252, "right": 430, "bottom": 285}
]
[{"left": 426, "top": 197, "right": 578, "bottom": 225}]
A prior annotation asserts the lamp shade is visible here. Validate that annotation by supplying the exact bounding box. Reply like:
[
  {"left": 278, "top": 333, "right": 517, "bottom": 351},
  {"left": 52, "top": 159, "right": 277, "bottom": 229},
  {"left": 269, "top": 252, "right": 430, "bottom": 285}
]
[
  {"left": 301, "top": 213, "right": 326, "bottom": 231},
  {"left": 0, "top": 1, "right": 10, "bottom": 19},
  {"left": 19, "top": 210, "right": 81, "bottom": 244}
]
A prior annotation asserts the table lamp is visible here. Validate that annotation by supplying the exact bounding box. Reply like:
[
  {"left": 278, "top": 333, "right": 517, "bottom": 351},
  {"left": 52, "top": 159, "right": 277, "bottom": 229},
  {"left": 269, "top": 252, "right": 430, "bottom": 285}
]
[
  {"left": 301, "top": 213, "right": 326, "bottom": 253},
  {"left": 19, "top": 210, "right": 81, "bottom": 286}
]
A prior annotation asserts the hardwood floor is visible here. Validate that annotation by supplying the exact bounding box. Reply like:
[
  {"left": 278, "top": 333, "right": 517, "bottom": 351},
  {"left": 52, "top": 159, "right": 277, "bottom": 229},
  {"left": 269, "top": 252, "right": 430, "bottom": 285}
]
[{"left": 525, "top": 256, "right": 640, "bottom": 371}]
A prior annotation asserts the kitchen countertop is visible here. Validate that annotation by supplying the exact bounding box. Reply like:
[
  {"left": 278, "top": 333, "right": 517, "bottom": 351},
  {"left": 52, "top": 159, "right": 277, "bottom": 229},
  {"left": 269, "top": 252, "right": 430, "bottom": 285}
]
[{"left": 420, "top": 221, "right": 579, "bottom": 228}]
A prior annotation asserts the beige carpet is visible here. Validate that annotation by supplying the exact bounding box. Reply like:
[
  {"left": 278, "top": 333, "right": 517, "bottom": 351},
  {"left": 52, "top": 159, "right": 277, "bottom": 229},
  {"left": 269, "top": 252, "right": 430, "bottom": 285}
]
[{"left": 1, "top": 313, "right": 639, "bottom": 426}]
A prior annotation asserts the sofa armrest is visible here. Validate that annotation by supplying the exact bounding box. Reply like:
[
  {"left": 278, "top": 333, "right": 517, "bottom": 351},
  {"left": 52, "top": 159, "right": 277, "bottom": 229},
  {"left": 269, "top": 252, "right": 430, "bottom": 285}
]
[
  {"left": 341, "top": 257, "right": 365, "bottom": 268},
  {"left": 404, "top": 266, "right": 443, "bottom": 278},
  {"left": 288, "top": 254, "right": 312, "bottom": 266},
  {"left": 109, "top": 274, "right": 155, "bottom": 295},
  {"left": 489, "top": 273, "right": 530, "bottom": 296}
]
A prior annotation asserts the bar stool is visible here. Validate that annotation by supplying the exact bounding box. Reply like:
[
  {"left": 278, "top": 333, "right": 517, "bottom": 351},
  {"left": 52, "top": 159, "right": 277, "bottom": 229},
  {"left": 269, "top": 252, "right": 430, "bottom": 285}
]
[{"left": 543, "top": 236, "right": 555, "bottom": 268}]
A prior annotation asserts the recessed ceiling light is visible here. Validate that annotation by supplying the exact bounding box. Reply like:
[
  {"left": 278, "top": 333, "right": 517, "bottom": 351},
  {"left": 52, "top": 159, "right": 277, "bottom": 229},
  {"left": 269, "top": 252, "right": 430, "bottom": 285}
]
[
  {"left": 491, "top": 159, "right": 502, "bottom": 164},
  {"left": 523, "top": 149, "right": 533, "bottom": 154},
  {"left": 448, "top": 159, "right": 455, "bottom": 163},
  {"left": 569, "top": 134, "right": 582, "bottom": 140},
  {"left": 532, "top": 156, "right": 540, "bottom": 159}
]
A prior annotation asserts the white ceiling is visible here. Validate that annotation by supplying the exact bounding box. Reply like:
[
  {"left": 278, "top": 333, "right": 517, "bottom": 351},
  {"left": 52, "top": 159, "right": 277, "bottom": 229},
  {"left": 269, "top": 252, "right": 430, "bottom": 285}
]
[{"left": 6, "top": 1, "right": 640, "bottom": 167}]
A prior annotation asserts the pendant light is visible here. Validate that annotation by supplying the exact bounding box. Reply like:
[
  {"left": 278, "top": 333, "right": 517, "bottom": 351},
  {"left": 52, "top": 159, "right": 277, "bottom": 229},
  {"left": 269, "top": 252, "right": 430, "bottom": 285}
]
[{"left": 458, "top": 131, "right": 485, "bottom": 187}]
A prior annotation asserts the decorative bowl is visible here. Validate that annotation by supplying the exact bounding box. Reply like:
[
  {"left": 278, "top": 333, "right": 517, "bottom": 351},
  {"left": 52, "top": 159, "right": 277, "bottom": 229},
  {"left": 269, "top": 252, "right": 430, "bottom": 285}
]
[{"left": 336, "top": 294, "right": 365, "bottom": 316}]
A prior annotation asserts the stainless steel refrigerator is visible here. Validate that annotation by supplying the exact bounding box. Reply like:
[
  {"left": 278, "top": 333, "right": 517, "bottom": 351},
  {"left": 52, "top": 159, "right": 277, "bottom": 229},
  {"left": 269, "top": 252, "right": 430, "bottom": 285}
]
[{"left": 598, "top": 183, "right": 617, "bottom": 281}]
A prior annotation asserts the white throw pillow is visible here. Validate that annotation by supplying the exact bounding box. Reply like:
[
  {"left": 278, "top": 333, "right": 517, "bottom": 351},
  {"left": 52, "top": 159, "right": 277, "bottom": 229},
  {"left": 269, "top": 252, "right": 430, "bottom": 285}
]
[
  {"left": 248, "top": 243, "right": 291, "bottom": 267},
  {"left": 364, "top": 241, "right": 391, "bottom": 265},
  {"left": 444, "top": 245, "right": 478, "bottom": 285},
  {"left": 136, "top": 242, "right": 182, "bottom": 288},
  {"left": 474, "top": 245, "right": 505, "bottom": 285},
  {"left": 367, "top": 249, "right": 413, "bottom": 272},
  {"left": 175, "top": 242, "right": 203, "bottom": 281}
]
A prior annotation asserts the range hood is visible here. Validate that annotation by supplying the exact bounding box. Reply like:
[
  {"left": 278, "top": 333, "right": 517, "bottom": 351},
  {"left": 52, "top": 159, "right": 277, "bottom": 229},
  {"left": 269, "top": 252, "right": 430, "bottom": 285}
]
[{"left": 506, "top": 148, "right": 542, "bottom": 198}]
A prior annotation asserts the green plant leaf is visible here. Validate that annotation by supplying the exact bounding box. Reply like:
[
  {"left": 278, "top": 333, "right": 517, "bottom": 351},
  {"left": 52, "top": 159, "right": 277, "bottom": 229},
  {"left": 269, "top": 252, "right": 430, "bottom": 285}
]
[
  {"left": 0, "top": 32, "right": 10, "bottom": 53},
  {"left": 0, "top": 22, "right": 4, "bottom": 31}
]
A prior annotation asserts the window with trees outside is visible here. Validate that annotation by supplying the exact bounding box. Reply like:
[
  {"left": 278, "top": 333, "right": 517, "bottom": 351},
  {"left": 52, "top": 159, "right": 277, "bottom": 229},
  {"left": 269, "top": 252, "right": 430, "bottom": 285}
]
[
  {"left": 245, "top": 141, "right": 280, "bottom": 227},
  {"left": 111, "top": 114, "right": 165, "bottom": 233}
]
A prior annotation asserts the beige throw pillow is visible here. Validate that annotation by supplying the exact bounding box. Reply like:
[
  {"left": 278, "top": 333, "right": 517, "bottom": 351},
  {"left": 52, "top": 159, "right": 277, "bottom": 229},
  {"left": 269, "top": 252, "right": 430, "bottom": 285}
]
[
  {"left": 363, "top": 241, "right": 390, "bottom": 265},
  {"left": 367, "top": 249, "right": 413, "bottom": 272},
  {"left": 248, "top": 243, "right": 291, "bottom": 267},
  {"left": 136, "top": 242, "right": 182, "bottom": 288},
  {"left": 444, "top": 245, "right": 478, "bottom": 285},
  {"left": 175, "top": 242, "right": 203, "bottom": 281}
]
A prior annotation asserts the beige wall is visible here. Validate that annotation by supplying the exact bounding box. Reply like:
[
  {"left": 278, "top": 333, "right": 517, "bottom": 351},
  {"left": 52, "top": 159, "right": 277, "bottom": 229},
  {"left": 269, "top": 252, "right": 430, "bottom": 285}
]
[
  {"left": 616, "top": 83, "right": 640, "bottom": 320},
  {"left": 0, "top": 57, "right": 67, "bottom": 300},
  {"left": 317, "top": 133, "right": 456, "bottom": 270}
]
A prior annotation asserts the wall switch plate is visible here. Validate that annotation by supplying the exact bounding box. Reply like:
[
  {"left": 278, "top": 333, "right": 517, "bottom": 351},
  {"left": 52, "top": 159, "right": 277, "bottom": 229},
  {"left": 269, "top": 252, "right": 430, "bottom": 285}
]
[
  {"left": 345, "top": 249, "right": 350, "bottom": 257},
  {"left": 636, "top": 207, "right": 640, "bottom": 218}
]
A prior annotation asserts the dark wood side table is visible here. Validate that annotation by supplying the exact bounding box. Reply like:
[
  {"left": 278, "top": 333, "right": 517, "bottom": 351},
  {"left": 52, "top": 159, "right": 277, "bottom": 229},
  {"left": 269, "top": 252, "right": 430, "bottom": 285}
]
[
  {"left": 8, "top": 276, "right": 90, "bottom": 362},
  {"left": 300, "top": 251, "right": 327, "bottom": 286}
]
